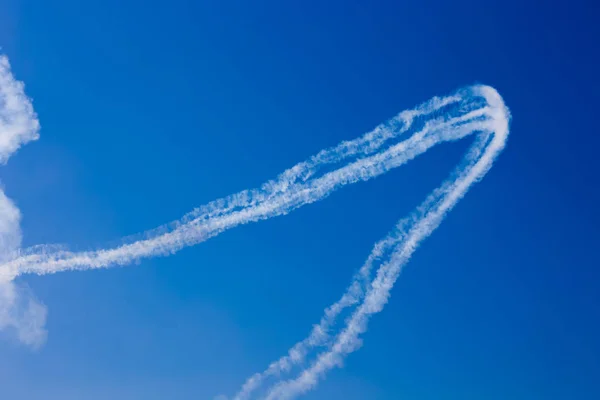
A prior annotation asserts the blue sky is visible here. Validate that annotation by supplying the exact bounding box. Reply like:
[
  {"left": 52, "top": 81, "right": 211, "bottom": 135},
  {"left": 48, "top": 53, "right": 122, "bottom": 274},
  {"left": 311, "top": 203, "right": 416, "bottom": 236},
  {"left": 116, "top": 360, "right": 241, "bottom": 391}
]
[{"left": 0, "top": 0, "right": 599, "bottom": 399}]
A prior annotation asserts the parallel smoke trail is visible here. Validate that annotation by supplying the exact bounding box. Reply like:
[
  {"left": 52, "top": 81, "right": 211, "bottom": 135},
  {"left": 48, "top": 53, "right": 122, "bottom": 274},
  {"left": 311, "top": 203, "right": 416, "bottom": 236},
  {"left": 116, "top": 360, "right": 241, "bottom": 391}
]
[
  {"left": 0, "top": 54, "right": 509, "bottom": 399},
  {"left": 233, "top": 86, "right": 509, "bottom": 400},
  {"left": 250, "top": 86, "right": 508, "bottom": 400},
  {"left": 1, "top": 95, "right": 491, "bottom": 280}
]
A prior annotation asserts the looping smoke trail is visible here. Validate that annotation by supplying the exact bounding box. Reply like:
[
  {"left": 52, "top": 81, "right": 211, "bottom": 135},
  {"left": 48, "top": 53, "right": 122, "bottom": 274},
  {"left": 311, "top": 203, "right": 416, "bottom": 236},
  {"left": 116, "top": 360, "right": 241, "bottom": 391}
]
[
  {"left": 232, "top": 86, "right": 509, "bottom": 400},
  {"left": 0, "top": 54, "right": 509, "bottom": 399}
]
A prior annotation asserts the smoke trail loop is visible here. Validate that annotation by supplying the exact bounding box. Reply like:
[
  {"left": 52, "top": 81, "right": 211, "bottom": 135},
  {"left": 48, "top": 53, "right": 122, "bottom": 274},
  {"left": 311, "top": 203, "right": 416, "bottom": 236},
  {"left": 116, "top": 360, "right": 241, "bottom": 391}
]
[{"left": 0, "top": 54, "right": 509, "bottom": 399}]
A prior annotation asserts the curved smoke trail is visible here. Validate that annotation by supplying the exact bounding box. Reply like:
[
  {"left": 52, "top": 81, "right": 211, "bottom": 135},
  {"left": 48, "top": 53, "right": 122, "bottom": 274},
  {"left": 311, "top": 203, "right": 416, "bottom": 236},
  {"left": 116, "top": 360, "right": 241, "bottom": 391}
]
[
  {"left": 0, "top": 54, "right": 510, "bottom": 398},
  {"left": 239, "top": 85, "right": 509, "bottom": 400}
]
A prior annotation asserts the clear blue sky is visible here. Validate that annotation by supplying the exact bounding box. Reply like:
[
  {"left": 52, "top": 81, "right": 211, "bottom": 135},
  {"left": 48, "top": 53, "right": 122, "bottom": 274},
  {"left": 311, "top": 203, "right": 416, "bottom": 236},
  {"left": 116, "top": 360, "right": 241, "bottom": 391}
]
[{"left": 0, "top": 0, "right": 598, "bottom": 399}]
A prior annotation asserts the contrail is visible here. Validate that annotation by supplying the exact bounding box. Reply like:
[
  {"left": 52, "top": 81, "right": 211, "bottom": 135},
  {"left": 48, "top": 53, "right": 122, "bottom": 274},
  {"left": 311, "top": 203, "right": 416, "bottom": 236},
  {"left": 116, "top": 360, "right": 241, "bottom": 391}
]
[
  {"left": 244, "top": 86, "right": 509, "bottom": 400},
  {"left": 0, "top": 54, "right": 509, "bottom": 398},
  {"left": 1, "top": 95, "right": 491, "bottom": 279}
]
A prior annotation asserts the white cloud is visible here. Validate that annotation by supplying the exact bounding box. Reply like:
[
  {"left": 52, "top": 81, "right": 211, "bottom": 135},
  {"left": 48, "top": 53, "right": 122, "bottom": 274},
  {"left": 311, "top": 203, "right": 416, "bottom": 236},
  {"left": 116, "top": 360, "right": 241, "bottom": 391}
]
[
  {"left": 0, "top": 55, "right": 40, "bottom": 164},
  {"left": 0, "top": 55, "right": 44, "bottom": 347},
  {"left": 0, "top": 281, "right": 47, "bottom": 349}
]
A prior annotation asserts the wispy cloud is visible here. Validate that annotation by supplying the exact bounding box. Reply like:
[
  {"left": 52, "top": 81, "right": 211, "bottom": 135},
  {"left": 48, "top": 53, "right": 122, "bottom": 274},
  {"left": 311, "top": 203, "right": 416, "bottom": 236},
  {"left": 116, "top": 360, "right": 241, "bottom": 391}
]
[
  {"left": 0, "top": 55, "right": 45, "bottom": 348},
  {"left": 0, "top": 280, "right": 47, "bottom": 348},
  {"left": 0, "top": 56, "right": 40, "bottom": 163},
  {"left": 0, "top": 55, "right": 39, "bottom": 263},
  {"left": 0, "top": 54, "right": 509, "bottom": 398}
]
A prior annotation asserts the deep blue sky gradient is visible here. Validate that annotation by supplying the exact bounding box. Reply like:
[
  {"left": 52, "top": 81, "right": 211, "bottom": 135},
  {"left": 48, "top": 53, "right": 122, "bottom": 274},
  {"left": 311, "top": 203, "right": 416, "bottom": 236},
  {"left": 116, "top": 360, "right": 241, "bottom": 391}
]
[{"left": 0, "top": 0, "right": 598, "bottom": 399}]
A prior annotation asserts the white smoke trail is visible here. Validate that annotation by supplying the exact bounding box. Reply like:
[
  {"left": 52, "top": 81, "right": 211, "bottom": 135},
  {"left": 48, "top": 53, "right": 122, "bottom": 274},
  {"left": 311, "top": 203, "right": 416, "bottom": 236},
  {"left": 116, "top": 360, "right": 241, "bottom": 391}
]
[
  {"left": 251, "top": 86, "right": 509, "bottom": 400},
  {"left": 232, "top": 88, "right": 510, "bottom": 400},
  {"left": 0, "top": 54, "right": 509, "bottom": 398},
  {"left": 1, "top": 101, "right": 489, "bottom": 281}
]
